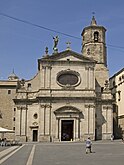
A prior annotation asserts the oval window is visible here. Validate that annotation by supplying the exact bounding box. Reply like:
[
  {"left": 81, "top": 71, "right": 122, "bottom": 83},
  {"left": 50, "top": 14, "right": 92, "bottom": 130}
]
[
  {"left": 57, "top": 70, "right": 80, "bottom": 87},
  {"left": 33, "top": 113, "right": 38, "bottom": 119}
]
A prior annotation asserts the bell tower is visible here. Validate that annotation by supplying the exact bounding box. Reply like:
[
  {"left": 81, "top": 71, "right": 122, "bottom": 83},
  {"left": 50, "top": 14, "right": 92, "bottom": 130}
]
[
  {"left": 81, "top": 16, "right": 107, "bottom": 66},
  {"left": 81, "top": 16, "right": 110, "bottom": 87}
]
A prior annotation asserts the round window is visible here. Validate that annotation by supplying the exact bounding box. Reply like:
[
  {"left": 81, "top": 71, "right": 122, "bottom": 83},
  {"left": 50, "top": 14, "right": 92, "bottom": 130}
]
[{"left": 57, "top": 70, "right": 80, "bottom": 87}]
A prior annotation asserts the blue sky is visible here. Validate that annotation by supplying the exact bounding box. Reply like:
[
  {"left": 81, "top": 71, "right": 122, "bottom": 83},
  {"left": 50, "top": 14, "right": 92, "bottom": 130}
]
[{"left": 0, "top": 0, "right": 124, "bottom": 80}]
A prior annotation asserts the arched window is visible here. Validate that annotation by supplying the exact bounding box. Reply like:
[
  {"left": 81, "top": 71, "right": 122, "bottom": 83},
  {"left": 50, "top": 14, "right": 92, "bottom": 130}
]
[{"left": 94, "top": 31, "right": 99, "bottom": 42}]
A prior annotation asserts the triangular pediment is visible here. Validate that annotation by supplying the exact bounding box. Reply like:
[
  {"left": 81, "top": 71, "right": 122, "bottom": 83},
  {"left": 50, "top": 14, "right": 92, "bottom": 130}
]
[{"left": 41, "top": 50, "right": 95, "bottom": 63}]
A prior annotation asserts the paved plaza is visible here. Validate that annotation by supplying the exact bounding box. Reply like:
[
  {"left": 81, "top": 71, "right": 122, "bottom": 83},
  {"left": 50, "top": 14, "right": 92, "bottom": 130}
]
[{"left": 0, "top": 140, "right": 124, "bottom": 165}]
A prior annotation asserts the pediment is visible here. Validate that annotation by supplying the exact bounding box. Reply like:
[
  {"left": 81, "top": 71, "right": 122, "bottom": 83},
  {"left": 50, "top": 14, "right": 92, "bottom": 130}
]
[{"left": 41, "top": 50, "right": 95, "bottom": 63}]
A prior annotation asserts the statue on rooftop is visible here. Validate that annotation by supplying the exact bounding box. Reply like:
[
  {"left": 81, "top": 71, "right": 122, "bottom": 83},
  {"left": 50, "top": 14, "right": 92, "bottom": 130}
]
[{"left": 53, "top": 36, "right": 59, "bottom": 53}]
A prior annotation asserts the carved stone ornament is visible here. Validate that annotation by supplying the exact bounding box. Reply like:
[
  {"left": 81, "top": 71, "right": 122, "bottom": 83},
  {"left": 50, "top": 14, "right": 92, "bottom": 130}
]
[
  {"left": 17, "top": 106, "right": 27, "bottom": 110},
  {"left": 85, "top": 104, "right": 95, "bottom": 108},
  {"left": 40, "top": 104, "right": 51, "bottom": 108},
  {"left": 32, "top": 122, "right": 38, "bottom": 126},
  {"left": 104, "top": 80, "right": 109, "bottom": 91},
  {"left": 103, "top": 105, "right": 112, "bottom": 110}
]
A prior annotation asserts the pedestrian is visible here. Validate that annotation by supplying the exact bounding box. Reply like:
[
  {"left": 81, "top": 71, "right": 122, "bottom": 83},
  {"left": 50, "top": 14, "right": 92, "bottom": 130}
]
[
  {"left": 1, "top": 138, "right": 4, "bottom": 147},
  {"left": 4, "top": 138, "right": 7, "bottom": 146},
  {"left": 111, "top": 134, "right": 114, "bottom": 141},
  {"left": 86, "top": 137, "right": 92, "bottom": 154}
]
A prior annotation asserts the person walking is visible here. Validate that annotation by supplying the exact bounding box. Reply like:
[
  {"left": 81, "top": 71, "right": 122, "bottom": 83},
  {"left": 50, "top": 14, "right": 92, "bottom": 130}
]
[
  {"left": 111, "top": 134, "right": 114, "bottom": 141},
  {"left": 1, "top": 138, "right": 4, "bottom": 147},
  {"left": 86, "top": 137, "right": 92, "bottom": 154}
]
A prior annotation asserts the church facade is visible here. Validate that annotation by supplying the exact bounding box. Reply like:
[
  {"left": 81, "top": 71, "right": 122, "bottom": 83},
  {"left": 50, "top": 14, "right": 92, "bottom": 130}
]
[{"left": 0, "top": 17, "right": 113, "bottom": 142}]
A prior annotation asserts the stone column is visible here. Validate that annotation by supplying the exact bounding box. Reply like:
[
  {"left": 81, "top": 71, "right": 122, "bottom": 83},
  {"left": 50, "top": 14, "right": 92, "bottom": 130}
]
[
  {"left": 44, "top": 105, "right": 50, "bottom": 135},
  {"left": 89, "top": 105, "right": 95, "bottom": 134},
  {"left": 16, "top": 105, "right": 28, "bottom": 141},
  {"left": 46, "top": 66, "right": 52, "bottom": 89},
  {"left": 59, "top": 119, "right": 61, "bottom": 140},
  {"left": 102, "top": 105, "right": 113, "bottom": 134},
  {"left": 85, "top": 66, "right": 89, "bottom": 89},
  {"left": 75, "top": 118, "right": 79, "bottom": 140},
  {"left": 107, "top": 106, "right": 113, "bottom": 134},
  {"left": 41, "top": 66, "right": 46, "bottom": 88},
  {"left": 73, "top": 119, "right": 76, "bottom": 140},
  {"left": 16, "top": 106, "right": 22, "bottom": 136},
  {"left": 85, "top": 105, "right": 89, "bottom": 134},
  {"left": 21, "top": 108, "right": 26, "bottom": 135},
  {"left": 85, "top": 105, "right": 95, "bottom": 136},
  {"left": 40, "top": 104, "right": 45, "bottom": 135},
  {"left": 90, "top": 67, "right": 94, "bottom": 89},
  {"left": 102, "top": 106, "right": 107, "bottom": 134},
  {"left": 55, "top": 118, "right": 60, "bottom": 140}
]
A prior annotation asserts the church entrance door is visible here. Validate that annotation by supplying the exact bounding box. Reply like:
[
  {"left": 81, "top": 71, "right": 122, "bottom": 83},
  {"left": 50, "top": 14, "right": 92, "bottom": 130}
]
[
  {"left": 33, "top": 130, "right": 38, "bottom": 141},
  {"left": 61, "top": 120, "right": 73, "bottom": 141}
]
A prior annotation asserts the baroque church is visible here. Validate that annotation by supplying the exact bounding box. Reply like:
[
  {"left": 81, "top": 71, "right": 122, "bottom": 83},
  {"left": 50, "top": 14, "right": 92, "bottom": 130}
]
[{"left": 0, "top": 16, "right": 113, "bottom": 142}]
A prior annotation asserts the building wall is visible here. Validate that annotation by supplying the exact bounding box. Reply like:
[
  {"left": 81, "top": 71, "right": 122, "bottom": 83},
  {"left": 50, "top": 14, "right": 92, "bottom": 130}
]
[
  {"left": 0, "top": 81, "right": 17, "bottom": 139},
  {"left": 110, "top": 68, "right": 124, "bottom": 137},
  {"left": 115, "top": 71, "right": 124, "bottom": 117}
]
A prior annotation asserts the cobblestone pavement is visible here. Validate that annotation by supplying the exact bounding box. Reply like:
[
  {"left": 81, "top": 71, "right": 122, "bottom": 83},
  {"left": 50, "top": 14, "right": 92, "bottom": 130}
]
[{"left": 0, "top": 140, "right": 124, "bottom": 165}]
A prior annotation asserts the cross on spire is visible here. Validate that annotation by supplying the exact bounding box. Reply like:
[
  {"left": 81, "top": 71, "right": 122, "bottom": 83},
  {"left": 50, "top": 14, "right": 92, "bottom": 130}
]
[
  {"left": 91, "top": 12, "right": 97, "bottom": 26},
  {"left": 92, "top": 12, "right": 95, "bottom": 16}
]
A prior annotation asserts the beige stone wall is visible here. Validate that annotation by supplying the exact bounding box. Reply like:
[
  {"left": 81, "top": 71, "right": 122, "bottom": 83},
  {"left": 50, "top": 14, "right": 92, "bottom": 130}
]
[
  {"left": 110, "top": 68, "right": 124, "bottom": 138},
  {"left": 22, "top": 99, "right": 96, "bottom": 142},
  {"left": 82, "top": 26, "right": 107, "bottom": 65},
  {"left": 95, "top": 64, "right": 109, "bottom": 87},
  {"left": 0, "top": 83, "right": 17, "bottom": 139},
  {"left": 118, "top": 117, "right": 124, "bottom": 133},
  {"left": 25, "top": 72, "right": 40, "bottom": 91},
  {"left": 38, "top": 63, "right": 95, "bottom": 90},
  {"left": 0, "top": 87, "right": 16, "bottom": 129},
  {"left": 115, "top": 71, "right": 124, "bottom": 116}
]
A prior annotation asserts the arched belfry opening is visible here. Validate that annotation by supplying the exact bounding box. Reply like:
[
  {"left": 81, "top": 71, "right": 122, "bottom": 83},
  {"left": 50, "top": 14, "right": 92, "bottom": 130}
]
[{"left": 94, "top": 31, "right": 99, "bottom": 42}]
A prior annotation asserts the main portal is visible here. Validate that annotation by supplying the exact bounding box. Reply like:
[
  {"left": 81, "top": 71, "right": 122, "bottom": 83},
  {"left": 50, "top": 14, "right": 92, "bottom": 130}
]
[{"left": 61, "top": 120, "right": 73, "bottom": 141}]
